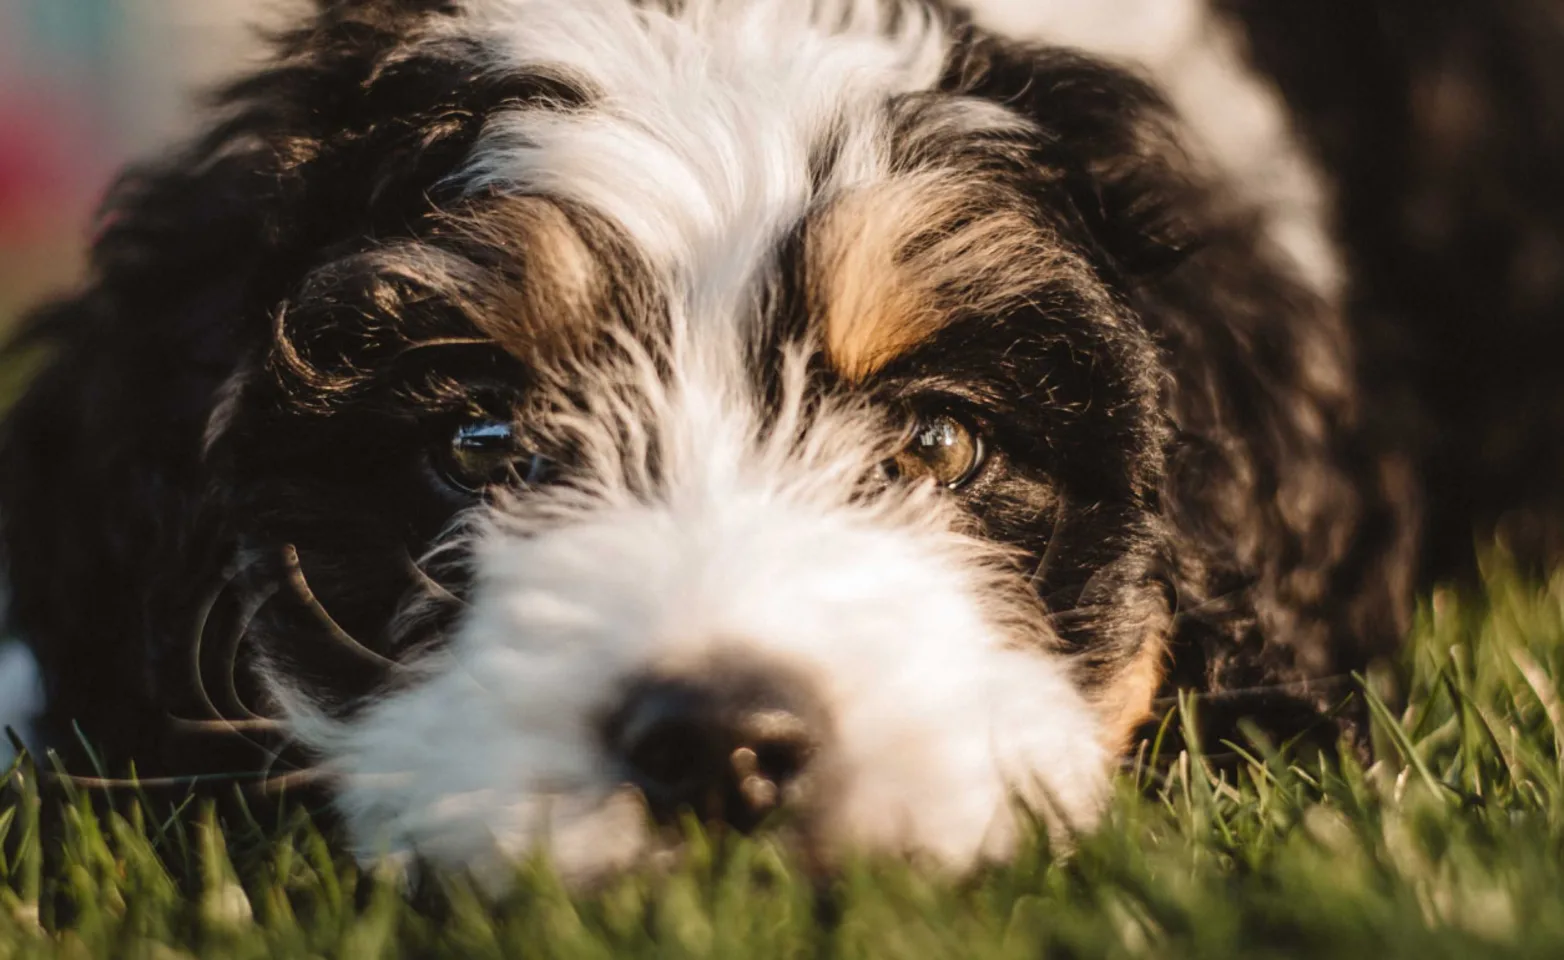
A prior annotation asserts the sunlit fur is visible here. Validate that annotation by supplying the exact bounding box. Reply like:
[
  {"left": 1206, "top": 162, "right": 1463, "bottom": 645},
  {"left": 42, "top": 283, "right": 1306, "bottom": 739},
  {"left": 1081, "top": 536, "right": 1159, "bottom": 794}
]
[
  {"left": 957, "top": 0, "right": 1342, "bottom": 297},
  {"left": 4, "top": 0, "right": 1562, "bottom": 885}
]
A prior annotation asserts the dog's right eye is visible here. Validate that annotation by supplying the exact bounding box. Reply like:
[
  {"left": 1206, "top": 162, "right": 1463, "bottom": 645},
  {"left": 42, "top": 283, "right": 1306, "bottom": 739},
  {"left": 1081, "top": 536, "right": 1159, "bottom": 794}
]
[
  {"left": 879, "top": 413, "right": 985, "bottom": 490},
  {"left": 437, "top": 419, "right": 552, "bottom": 494}
]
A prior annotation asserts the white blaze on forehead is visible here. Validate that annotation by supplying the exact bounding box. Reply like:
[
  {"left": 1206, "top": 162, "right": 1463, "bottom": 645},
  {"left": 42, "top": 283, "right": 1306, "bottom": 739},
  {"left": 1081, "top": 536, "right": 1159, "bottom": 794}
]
[{"left": 447, "top": 0, "right": 951, "bottom": 316}]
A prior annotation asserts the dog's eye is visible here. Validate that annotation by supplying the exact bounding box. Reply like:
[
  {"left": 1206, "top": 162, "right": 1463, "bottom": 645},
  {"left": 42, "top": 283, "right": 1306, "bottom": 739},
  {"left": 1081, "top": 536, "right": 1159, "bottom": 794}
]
[
  {"left": 439, "top": 419, "right": 552, "bottom": 494},
  {"left": 882, "top": 414, "right": 984, "bottom": 489}
]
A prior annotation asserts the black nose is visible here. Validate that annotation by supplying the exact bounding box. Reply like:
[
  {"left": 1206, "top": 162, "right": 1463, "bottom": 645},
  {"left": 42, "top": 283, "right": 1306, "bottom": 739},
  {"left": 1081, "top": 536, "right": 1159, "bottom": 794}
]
[{"left": 612, "top": 670, "right": 827, "bottom": 831}]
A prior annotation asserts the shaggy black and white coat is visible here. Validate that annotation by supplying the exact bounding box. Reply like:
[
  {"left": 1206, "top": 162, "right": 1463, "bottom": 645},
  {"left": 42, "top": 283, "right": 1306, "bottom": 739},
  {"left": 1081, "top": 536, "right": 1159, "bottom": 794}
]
[{"left": 1, "top": 0, "right": 1561, "bottom": 881}]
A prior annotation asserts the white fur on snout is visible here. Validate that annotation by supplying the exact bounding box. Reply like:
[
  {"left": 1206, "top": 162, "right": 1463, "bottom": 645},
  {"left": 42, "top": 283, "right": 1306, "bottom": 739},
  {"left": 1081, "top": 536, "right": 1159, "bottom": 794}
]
[{"left": 281, "top": 477, "right": 1109, "bottom": 882}]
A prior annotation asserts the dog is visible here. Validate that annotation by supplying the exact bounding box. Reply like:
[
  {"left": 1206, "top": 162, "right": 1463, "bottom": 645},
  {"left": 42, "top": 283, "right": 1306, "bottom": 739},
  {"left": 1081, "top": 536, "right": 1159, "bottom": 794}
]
[{"left": 3, "top": 0, "right": 1562, "bottom": 883}]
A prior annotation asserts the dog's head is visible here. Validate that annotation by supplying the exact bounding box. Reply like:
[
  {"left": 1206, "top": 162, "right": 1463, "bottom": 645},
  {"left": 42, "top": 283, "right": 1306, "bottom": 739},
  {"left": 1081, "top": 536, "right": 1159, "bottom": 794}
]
[{"left": 3, "top": 0, "right": 1372, "bottom": 883}]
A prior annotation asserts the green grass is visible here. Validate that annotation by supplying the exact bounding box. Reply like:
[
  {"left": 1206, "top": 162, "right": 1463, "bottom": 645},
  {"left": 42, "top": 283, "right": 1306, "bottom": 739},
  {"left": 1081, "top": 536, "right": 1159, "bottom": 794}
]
[{"left": 5, "top": 558, "right": 1564, "bottom": 958}]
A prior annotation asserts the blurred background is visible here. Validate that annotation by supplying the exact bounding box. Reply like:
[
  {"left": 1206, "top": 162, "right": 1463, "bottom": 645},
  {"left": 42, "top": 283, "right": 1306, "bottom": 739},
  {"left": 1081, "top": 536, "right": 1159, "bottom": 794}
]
[{"left": 0, "top": 0, "right": 274, "bottom": 328}]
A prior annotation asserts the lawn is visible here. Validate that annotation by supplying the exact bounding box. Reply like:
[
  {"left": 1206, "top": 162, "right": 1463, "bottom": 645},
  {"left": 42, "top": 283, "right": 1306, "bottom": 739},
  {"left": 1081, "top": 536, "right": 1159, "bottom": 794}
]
[{"left": 2, "top": 559, "right": 1563, "bottom": 958}]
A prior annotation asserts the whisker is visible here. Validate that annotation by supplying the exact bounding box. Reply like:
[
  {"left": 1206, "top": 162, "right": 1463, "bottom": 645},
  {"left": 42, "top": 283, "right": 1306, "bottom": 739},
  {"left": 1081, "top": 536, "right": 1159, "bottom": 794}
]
[
  {"left": 1169, "top": 578, "right": 1260, "bottom": 625},
  {"left": 403, "top": 546, "right": 469, "bottom": 609},
  {"left": 399, "top": 545, "right": 521, "bottom": 711},
  {"left": 280, "top": 543, "right": 404, "bottom": 671},
  {"left": 220, "top": 582, "right": 282, "bottom": 724},
  {"left": 1026, "top": 509, "right": 1068, "bottom": 589},
  {"left": 45, "top": 770, "right": 290, "bottom": 791},
  {"left": 253, "top": 716, "right": 319, "bottom": 786},
  {"left": 169, "top": 717, "right": 287, "bottom": 734},
  {"left": 391, "top": 336, "right": 496, "bottom": 358},
  {"left": 1149, "top": 672, "right": 1359, "bottom": 709},
  {"left": 260, "top": 767, "right": 334, "bottom": 794},
  {"left": 187, "top": 560, "right": 249, "bottom": 723},
  {"left": 185, "top": 555, "right": 283, "bottom": 760}
]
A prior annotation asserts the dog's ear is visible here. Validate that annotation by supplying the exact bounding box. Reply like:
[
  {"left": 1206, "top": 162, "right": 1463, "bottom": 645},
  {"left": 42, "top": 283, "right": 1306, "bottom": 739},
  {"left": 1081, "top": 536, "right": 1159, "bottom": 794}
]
[
  {"left": 938, "top": 35, "right": 1244, "bottom": 289},
  {"left": 945, "top": 38, "right": 1220, "bottom": 282},
  {"left": 0, "top": 5, "right": 510, "bottom": 763},
  {"left": 0, "top": 139, "right": 277, "bottom": 761},
  {"left": 951, "top": 35, "right": 1418, "bottom": 751}
]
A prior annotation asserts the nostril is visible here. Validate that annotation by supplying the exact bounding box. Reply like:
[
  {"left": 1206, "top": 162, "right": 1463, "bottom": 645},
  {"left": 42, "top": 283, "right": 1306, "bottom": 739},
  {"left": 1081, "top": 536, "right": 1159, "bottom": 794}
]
[
  {"left": 737, "top": 708, "right": 815, "bottom": 786},
  {"left": 624, "top": 716, "right": 709, "bottom": 793},
  {"left": 753, "top": 737, "right": 810, "bottom": 785}
]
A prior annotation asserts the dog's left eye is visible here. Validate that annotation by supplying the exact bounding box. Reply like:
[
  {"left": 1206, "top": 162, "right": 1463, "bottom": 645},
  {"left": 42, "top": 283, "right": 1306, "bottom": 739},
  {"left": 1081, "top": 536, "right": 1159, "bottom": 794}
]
[
  {"left": 438, "top": 419, "right": 552, "bottom": 494},
  {"left": 882, "top": 414, "right": 985, "bottom": 489}
]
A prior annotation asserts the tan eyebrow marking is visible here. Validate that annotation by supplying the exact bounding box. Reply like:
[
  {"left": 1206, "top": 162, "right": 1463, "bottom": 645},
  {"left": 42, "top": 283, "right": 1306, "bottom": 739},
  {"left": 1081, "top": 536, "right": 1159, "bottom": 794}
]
[
  {"left": 810, "top": 169, "right": 1071, "bottom": 381},
  {"left": 441, "top": 197, "right": 654, "bottom": 364}
]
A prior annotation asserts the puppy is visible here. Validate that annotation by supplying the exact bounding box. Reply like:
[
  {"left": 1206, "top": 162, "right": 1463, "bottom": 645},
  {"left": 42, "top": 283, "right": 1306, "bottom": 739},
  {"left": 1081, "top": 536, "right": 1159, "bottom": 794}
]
[{"left": 2, "top": 0, "right": 1561, "bottom": 881}]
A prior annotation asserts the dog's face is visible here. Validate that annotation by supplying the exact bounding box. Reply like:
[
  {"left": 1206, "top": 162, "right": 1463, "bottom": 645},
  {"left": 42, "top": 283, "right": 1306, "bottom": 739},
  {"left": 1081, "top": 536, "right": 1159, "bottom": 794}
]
[{"left": 182, "top": 0, "right": 1207, "bottom": 882}]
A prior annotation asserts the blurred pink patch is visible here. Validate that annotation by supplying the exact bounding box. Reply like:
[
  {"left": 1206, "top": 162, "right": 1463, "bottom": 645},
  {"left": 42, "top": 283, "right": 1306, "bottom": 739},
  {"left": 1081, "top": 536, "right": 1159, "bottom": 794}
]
[{"left": 0, "top": 98, "right": 104, "bottom": 242}]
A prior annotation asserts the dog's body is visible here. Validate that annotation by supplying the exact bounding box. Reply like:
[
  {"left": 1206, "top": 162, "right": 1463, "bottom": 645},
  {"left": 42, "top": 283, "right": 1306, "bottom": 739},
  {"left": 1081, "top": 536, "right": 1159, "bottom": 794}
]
[{"left": 2, "top": 0, "right": 1561, "bottom": 880}]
